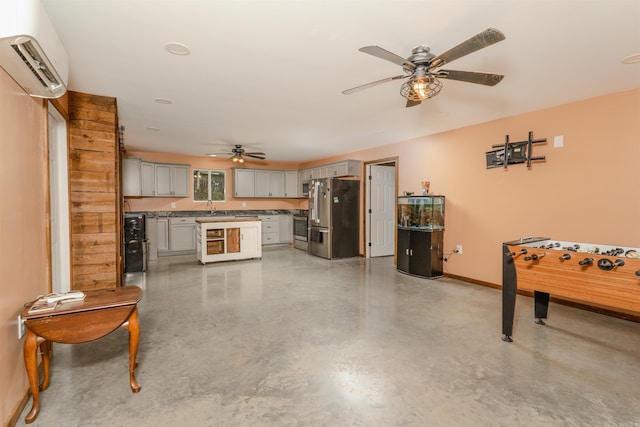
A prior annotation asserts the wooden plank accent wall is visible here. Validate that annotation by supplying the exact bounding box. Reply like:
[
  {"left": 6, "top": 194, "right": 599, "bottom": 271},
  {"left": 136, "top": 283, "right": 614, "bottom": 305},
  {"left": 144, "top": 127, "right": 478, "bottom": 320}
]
[{"left": 68, "top": 91, "right": 122, "bottom": 290}]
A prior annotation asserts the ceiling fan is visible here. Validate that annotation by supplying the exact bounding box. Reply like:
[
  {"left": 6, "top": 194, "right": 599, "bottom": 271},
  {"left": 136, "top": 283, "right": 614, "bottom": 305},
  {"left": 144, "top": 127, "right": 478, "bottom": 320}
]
[
  {"left": 208, "top": 144, "right": 266, "bottom": 163},
  {"left": 342, "top": 28, "right": 506, "bottom": 108}
]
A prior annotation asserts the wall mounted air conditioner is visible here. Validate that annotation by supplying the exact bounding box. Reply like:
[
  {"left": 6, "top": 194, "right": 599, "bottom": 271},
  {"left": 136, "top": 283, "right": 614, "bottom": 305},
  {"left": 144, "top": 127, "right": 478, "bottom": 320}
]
[{"left": 0, "top": 0, "right": 69, "bottom": 98}]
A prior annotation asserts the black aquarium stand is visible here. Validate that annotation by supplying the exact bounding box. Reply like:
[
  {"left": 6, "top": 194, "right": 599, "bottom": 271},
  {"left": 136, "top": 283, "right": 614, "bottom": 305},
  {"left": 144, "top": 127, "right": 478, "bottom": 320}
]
[{"left": 397, "top": 227, "right": 444, "bottom": 278}]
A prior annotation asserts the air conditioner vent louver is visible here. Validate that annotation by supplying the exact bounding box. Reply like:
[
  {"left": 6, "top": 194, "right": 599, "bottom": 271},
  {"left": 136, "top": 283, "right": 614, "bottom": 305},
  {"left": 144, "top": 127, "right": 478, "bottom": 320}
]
[
  {"left": 12, "top": 41, "right": 57, "bottom": 89},
  {"left": 0, "top": 0, "right": 69, "bottom": 99}
]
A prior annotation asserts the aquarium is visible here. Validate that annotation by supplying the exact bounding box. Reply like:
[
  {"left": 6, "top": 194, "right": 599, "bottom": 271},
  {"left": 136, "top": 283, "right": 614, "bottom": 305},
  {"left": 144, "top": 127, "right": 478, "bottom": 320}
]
[{"left": 397, "top": 195, "right": 445, "bottom": 230}]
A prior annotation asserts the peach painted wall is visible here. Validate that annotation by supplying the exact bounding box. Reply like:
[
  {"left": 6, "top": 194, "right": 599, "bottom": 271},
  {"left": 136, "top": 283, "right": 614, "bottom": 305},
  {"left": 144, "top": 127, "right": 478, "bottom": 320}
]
[
  {"left": 0, "top": 70, "right": 49, "bottom": 424},
  {"left": 123, "top": 151, "right": 307, "bottom": 212},
  {"left": 303, "top": 88, "right": 640, "bottom": 285}
]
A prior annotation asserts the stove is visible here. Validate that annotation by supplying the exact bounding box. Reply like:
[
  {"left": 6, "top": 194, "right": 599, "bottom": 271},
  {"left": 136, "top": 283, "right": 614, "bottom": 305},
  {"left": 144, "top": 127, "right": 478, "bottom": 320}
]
[{"left": 293, "top": 215, "right": 308, "bottom": 251}]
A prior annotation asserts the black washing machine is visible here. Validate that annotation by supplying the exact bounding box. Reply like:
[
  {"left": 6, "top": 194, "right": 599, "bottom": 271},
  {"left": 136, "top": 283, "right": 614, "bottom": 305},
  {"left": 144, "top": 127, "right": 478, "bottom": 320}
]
[{"left": 124, "top": 214, "right": 146, "bottom": 273}]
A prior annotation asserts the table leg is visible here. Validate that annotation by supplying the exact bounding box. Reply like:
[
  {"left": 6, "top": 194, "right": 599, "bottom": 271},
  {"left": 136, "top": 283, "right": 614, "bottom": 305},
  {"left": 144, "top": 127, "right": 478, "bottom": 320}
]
[
  {"left": 39, "top": 340, "right": 51, "bottom": 391},
  {"left": 501, "top": 244, "right": 517, "bottom": 342},
  {"left": 123, "top": 307, "right": 141, "bottom": 393},
  {"left": 23, "top": 330, "right": 40, "bottom": 424}
]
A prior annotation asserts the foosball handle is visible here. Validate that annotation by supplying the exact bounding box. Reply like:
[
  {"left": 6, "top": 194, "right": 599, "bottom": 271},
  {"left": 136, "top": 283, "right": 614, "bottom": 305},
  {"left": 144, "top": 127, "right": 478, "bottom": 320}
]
[
  {"left": 510, "top": 249, "right": 527, "bottom": 256},
  {"left": 636, "top": 270, "right": 640, "bottom": 277}
]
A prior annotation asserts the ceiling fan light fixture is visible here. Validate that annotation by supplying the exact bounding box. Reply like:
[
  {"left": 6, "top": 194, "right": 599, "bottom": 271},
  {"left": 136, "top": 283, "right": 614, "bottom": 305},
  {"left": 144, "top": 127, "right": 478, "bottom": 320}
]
[{"left": 400, "top": 75, "right": 442, "bottom": 101}]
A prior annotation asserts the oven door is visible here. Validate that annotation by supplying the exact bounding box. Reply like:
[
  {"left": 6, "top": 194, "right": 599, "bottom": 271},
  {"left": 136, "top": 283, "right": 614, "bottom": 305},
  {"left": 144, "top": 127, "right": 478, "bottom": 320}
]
[{"left": 293, "top": 216, "right": 308, "bottom": 241}]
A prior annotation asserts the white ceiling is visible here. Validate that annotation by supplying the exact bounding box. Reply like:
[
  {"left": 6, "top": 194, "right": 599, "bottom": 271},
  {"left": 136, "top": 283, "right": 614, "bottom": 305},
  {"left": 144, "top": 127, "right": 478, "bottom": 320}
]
[{"left": 41, "top": 0, "right": 640, "bottom": 163}]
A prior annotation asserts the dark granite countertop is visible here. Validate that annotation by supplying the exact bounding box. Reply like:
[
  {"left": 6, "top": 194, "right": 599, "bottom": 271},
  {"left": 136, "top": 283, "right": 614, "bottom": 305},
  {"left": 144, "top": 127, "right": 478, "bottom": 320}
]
[
  {"left": 125, "top": 209, "right": 307, "bottom": 219},
  {"left": 196, "top": 217, "right": 261, "bottom": 224}
]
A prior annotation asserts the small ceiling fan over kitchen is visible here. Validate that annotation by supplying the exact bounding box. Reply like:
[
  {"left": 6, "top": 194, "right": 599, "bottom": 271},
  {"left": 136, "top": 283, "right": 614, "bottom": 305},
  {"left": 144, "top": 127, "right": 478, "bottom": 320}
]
[
  {"left": 208, "top": 144, "right": 266, "bottom": 163},
  {"left": 342, "top": 28, "right": 506, "bottom": 108}
]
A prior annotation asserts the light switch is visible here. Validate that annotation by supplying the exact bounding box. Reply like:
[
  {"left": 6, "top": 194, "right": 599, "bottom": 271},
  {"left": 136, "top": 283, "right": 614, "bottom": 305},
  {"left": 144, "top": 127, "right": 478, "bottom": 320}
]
[
  {"left": 170, "top": 202, "right": 176, "bottom": 208},
  {"left": 554, "top": 135, "right": 564, "bottom": 148},
  {"left": 242, "top": 202, "right": 247, "bottom": 208}
]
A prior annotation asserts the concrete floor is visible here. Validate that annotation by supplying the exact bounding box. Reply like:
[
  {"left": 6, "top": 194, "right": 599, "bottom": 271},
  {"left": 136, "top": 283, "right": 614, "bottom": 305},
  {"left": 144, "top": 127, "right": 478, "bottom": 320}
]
[{"left": 16, "top": 246, "right": 640, "bottom": 426}]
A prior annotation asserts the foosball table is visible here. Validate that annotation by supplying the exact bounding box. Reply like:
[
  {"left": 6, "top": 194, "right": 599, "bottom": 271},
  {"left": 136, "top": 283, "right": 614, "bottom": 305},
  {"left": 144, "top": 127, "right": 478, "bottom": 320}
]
[{"left": 502, "top": 237, "right": 640, "bottom": 342}]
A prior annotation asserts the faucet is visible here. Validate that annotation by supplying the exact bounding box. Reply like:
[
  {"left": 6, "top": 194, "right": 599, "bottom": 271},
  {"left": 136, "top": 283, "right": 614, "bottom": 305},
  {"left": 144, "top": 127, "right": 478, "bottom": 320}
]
[{"left": 207, "top": 200, "right": 216, "bottom": 215}]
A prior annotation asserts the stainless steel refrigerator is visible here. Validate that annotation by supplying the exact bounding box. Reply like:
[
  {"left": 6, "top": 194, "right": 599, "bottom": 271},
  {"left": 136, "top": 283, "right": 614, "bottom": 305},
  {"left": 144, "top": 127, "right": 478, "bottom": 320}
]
[{"left": 308, "top": 177, "right": 359, "bottom": 259}]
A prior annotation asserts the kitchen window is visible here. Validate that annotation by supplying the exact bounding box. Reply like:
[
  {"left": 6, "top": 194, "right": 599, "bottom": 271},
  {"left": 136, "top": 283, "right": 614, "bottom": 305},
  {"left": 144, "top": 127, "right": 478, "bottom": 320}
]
[{"left": 193, "top": 169, "right": 226, "bottom": 202}]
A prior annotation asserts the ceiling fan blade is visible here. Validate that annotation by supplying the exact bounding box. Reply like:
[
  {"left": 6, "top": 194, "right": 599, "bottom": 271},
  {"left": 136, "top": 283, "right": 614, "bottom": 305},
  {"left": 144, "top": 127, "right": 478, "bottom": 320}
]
[
  {"left": 245, "top": 151, "right": 266, "bottom": 156},
  {"left": 406, "top": 98, "right": 421, "bottom": 108},
  {"left": 359, "top": 46, "right": 416, "bottom": 70},
  {"left": 244, "top": 153, "right": 266, "bottom": 160},
  {"left": 438, "top": 69, "right": 504, "bottom": 86},
  {"left": 342, "top": 74, "right": 408, "bottom": 95},
  {"left": 429, "top": 28, "right": 505, "bottom": 69}
]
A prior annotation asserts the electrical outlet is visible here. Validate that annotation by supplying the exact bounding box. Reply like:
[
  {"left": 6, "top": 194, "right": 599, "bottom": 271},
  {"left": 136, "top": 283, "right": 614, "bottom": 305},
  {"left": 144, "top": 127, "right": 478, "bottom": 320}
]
[
  {"left": 456, "top": 245, "right": 463, "bottom": 254},
  {"left": 242, "top": 202, "right": 247, "bottom": 208},
  {"left": 17, "top": 314, "right": 25, "bottom": 339}
]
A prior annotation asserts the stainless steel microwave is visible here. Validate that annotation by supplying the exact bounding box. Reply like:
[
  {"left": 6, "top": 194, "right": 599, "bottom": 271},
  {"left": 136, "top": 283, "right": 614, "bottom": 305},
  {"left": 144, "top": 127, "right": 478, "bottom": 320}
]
[{"left": 301, "top": 180, "right": 309, "bottom": 197}]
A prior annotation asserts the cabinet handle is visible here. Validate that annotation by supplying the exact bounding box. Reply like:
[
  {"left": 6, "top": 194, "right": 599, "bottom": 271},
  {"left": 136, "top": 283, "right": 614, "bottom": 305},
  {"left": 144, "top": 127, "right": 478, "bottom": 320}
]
[
  {"left": 406, "top": 249, "right": 409, "bottom": 255},
  {"left": 410, "top": 249, "right": 413, "bottom": 256}
]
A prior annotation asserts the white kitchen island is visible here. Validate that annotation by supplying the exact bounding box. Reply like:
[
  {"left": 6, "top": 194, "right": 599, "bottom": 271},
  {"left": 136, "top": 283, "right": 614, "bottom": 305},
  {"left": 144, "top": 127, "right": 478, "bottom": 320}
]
[{"left": 196, "top": 218, "right": 262, "bottom": 264}]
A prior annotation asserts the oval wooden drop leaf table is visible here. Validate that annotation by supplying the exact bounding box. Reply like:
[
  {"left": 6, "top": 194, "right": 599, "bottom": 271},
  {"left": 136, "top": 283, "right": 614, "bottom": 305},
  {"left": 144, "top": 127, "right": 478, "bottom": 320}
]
[{"left": 20, "top": 286, "right": 143, "bottom": 424}]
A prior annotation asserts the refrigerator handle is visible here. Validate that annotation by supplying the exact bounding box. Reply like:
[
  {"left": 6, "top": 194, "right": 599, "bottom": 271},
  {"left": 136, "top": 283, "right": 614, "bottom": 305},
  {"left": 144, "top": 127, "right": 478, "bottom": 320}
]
[{"left": 311, "top": 181, "right": 319, "bottom": 224}]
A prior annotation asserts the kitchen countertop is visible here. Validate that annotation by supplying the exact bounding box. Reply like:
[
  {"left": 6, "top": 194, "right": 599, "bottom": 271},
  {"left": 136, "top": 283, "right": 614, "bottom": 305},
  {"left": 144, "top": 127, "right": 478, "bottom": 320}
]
[
  {"left": 196, "top": 218, "right": 261, "bottom": 224},
  {"left": 128, "top": 209, "right": 307, "bottom": 219}
]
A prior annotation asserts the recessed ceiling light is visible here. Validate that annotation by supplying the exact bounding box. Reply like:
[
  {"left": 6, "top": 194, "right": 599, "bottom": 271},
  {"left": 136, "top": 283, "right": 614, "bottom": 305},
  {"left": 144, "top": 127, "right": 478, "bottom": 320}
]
[
  {"left": 154, "top": 98, "right": 173, "bottom": 104},
  {"left": 164, "top": 42, "right": 191, "bottom": 56},
  {"left": 206, "top": 153, "right": 217, "bottom": 157},
  {"left": 622, "top": 53, "right": 640, "bottom": 64}
]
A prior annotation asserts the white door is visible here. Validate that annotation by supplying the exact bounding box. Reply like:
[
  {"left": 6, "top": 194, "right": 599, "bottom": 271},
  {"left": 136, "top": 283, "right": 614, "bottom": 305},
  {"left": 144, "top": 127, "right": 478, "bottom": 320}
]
[
  {"left": 241, "top": 225, "right": 261, "bottom": 257},
  {"left": 368, "top": 164, "right": 395, "bottom": 257},
  {"left": 48, "top": 103, "right": 71, "bottom": 293}
]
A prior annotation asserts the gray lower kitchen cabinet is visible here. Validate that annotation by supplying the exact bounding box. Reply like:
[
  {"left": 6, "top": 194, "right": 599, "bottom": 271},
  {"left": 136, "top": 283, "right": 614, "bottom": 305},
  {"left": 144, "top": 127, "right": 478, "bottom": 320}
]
[
  {"left": 169, "top": 217, "right": 196, "bottom": 251},
  {"left": 157, "top": 218, "right": 169, "bottom": 252},
  {"left": 279, "top": 214, "right": 293, "bottom": 243},
  {"left": 259, "top": 215, "right": 280, "bottom": 245}
]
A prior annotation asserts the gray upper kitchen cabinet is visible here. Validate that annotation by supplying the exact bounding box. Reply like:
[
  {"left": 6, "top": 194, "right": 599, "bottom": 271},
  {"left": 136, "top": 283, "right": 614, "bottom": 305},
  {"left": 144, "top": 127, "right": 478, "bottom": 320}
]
[
  {"left": 122, "top": 157, "right": 142, "bottom": 196},
  {"left": 155, "top": 163, "right": 189, "bottom": 197},
  {"left": 284, "top": 171, "right": 298, "bottom": 198},
  {"left": 141, "top": 161, "right": 156, "bottom": 196},
  {"left": 255, "top": 170, "right": 284, "bottom": 197},
  {"left": 123, "top": 159, "right": 189, "bottom": 197},
  {"left": 232, "top": 163, "right": 359, "bottom": 199},
  {"left": 299, "top": 169, "right": 311, "bottom": 183},
  {"left": 234, "top": 168, "right": 255, "bottom": 197}
]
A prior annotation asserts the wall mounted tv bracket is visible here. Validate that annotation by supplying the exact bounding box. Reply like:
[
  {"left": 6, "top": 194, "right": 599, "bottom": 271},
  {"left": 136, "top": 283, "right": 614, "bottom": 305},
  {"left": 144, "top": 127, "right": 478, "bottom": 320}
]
[{"left": 486, "top": 131, "right": 546, "bottom": 169}]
